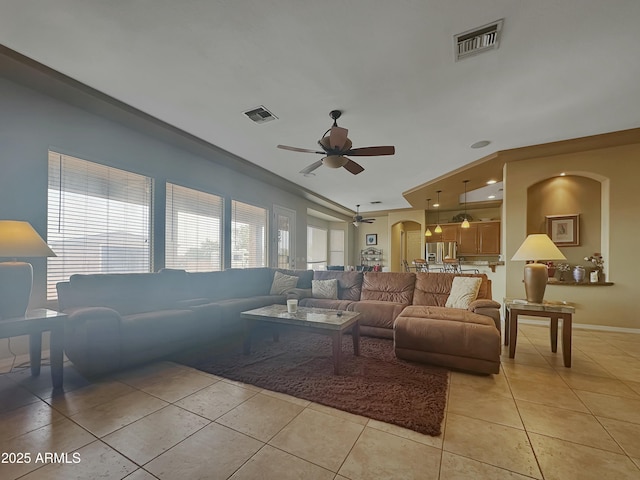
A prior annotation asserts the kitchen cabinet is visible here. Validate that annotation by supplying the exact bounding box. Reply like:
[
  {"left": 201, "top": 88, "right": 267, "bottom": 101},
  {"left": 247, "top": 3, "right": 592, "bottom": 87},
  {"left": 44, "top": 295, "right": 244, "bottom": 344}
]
[
  {"left": 426, "top": 221, "right": 501, "bottom": 256},
  {"left": 458, "top": 224, "right": 478, "bottom": 255},
  {"left": 478, "top": 222, "right": 500, "bottom": 254}
]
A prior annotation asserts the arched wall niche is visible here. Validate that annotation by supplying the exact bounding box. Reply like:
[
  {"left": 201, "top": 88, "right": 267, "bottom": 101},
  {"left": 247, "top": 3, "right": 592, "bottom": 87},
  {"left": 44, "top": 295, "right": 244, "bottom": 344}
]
[
  {"left": 525, "top": 173, "right": 608, "bottom": 273},
  {"left": 390, "top": 220, "right": 422, "bottom": 272}
]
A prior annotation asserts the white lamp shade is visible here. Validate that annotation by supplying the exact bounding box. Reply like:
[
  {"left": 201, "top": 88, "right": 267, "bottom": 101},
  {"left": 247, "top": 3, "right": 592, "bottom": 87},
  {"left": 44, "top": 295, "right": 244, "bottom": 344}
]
[
  {"left": 0, "top": 221, "right": 56, "bottom": 257},
  {"left": 511, "top": 234, "right": 566, "bottom": 262}
]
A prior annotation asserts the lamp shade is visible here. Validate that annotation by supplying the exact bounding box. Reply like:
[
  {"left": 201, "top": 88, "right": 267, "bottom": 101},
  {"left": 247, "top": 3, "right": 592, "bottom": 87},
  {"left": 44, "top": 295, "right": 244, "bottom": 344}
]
[
  {"left": 511, "top": 234, "right": 566, "bottom": 262},
  {"left": 0, "top": 221, "right": 56, "bottom": 258}
]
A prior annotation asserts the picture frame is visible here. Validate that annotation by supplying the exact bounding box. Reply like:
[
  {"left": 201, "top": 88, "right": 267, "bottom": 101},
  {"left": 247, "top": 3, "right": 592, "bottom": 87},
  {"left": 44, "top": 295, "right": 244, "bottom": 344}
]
[
  {"left": 365, "top": 234, "right": 378, "bottom": 246},
  {"left": 546, "top": 214, "right": 580, "bottom": 246}
]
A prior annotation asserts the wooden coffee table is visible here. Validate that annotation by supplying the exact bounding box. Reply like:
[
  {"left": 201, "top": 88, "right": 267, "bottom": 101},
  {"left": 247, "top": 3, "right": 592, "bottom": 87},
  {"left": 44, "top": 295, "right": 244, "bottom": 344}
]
[{"left": 240, "top": 305, "right": 361, "bottom": 375}]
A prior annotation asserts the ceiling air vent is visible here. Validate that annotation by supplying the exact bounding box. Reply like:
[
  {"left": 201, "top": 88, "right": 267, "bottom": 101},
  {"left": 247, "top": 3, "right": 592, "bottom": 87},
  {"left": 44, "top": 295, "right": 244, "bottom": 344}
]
[
  {"left": 455, "top": 19, "right": 503, "bottom": 61},
  {"left": 243, "top": 105, "right": 278, "bottom": 124}
]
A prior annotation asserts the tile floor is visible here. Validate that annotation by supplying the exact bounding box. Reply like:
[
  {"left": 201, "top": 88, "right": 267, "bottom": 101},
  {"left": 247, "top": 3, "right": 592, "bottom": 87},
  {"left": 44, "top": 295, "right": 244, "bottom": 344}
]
[{"left": 1, "top": 323, "right": 640, "bottom": 479}]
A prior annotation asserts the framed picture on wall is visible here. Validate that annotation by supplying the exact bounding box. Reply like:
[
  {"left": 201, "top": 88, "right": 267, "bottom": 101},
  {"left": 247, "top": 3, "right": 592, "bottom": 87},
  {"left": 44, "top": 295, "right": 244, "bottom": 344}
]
[
  {"left": 546, "top": 214, "right": 580, "bottom": 246},
  {"left": 365, "top": 234, "right": 378, "bottom": 246}
]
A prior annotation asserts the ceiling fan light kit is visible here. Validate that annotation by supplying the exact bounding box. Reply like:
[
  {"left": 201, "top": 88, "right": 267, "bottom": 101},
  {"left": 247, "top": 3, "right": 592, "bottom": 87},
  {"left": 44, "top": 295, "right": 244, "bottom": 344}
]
[{"left": 278, "top": 110, "right": 395, "bottom": 176}]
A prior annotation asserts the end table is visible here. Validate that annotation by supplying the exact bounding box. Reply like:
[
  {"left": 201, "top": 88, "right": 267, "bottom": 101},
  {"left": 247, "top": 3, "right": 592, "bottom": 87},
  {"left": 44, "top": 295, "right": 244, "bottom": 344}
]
[
  {"left": 503, "top": 299, "right": 575, "bottom": 367},
  {"left": 0, "top": 308, "right": 67, "bottom": 389}
]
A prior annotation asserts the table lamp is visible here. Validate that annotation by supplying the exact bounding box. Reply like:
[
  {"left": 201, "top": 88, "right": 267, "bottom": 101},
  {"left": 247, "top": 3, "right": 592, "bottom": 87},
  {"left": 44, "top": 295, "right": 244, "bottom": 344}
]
[
  {"left": 0, "top": 220, "right": 56, "bottom": 320},
  {"left": 511, "top": 234, "right": 566, "bottom": 303}
]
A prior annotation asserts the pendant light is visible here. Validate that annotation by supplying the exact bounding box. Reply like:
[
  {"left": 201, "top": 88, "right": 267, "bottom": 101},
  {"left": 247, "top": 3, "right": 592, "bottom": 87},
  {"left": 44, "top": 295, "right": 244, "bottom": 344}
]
[
  {"left": 461, "top": 180, "right": 470, "bottom": 229},
  {"left": 434, "top": 190, "right": 442, "bottom": 234},
  {"left": 425, "top": 198, "right": 433, "bottom": 237}
]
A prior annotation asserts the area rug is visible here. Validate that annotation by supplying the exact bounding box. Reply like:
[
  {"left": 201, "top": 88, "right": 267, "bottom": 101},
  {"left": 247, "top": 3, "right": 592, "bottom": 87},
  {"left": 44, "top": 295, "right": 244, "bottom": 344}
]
[{"left": 176, "top": 330, "right": 449, "bottom": 436}]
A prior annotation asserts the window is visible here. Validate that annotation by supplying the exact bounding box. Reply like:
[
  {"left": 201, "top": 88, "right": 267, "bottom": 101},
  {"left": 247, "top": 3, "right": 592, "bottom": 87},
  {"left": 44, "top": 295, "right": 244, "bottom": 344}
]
[
  {"left": 231, "top": 200, "right": 267, "bottom": 268},
  {"left": 47, "top": 152, "right": 152, "bottom": 299},
  {"left": 166, "top": 183, "right": 223, "bottom": 271},
  {"left": 329, "top": 229, "right": 345, "bottom": 266},
  {"left": 307, "top": 226, "right": 327, "bottom": 270}
]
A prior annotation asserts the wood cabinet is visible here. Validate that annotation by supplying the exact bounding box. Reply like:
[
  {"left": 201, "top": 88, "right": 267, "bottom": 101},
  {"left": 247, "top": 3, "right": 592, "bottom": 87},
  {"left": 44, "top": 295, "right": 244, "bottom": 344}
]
[{"left": 426, "top": 221, "right": 501, "bottom": 256}]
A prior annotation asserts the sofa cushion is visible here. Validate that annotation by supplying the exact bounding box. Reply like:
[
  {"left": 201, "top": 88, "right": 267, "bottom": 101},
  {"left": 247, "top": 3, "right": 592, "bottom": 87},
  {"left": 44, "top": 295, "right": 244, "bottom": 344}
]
[
  {"left": 445, "top": 276, "right": 482, "bottom": 309},
  {"left": 311, "top": 271, "right": 363, "bottom": 300},
  {"left": 275, "top": 268, "right": 314, "bottom": 290},
  {"left": 348, "top": 300, "right": 407, "bottom": 331},
  {"left": 413, "top": 273, "right": 490, "bottom": 306},
  {"left": 360, "top": 272, "right": 416, "bottom": 304},
  {"left": 270, "top": 271, "right": 300, "bottom": 295},
  {"left": 312, "top": 279, "right": 339, "bottom": 299}
]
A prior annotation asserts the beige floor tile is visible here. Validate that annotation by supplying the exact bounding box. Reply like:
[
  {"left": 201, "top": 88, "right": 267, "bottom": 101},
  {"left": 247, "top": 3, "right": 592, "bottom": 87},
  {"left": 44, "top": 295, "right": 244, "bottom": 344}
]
[
  {"left": 124, "top": 367, "right": 218, "bottom": 403},
  {"left": 0, "top": 401, "right": 64, "bottom": 442},
  {"left": 449, "top": 370, "right": 513, "bottom": 399},
  {"left": 366, "top": 418, "right": 443, "bottom": 449},
  {"left": 598, "top": 416, "right": 640, "bottom": 458},
  {"left": 112, "top": 361, "right": 183, "bottom": 383},
  {"left": 216, "top": 392, "right": 304, "bottom": 442},
  {"left": 145, "top": 423, "right": 262, "bottom": 480},
  {"left": 625, "top": 380, "right": 640, "bottom": 396},
  {"left": 220, "top": 378, "right": 263, "bottom": 392},
  {"left": 174, "top": 380, "right": 258, "bottom": 420},
  {"left": 69, "top": 390, "right": 168, "bottom": 437},
  {"left": 443, "top": 413, "right": 541, "bottom": 479},
  {"left": 575, "top": 390, "right": 640, "bottom": 424},
  {"left": 308, "top": 402, "right": 369, "bottom": 426},
  {"left": 507, "top": 377, "right": 589, "bottom": 412},
  {"left": 20, "top": 440, "right": 138, "bottom": 480},
  {"left": 0, "top": 416, "right": 96, "bottom": 479},
  {"left": 269, "top": 408, "right": 364, "bottom": 472},
  {"left": 516, "top": 400, "right": 622, "bottom": 453},
  {"left": 339, "top": 426, "right": 441, "bottom": 480},
  {"left": 439, "top": 451, "right": 539, "bottom": 480},
  {"left": 122, "top": 469, "right": 158, "bottom": 480},
  {"left": 501, "top": 351, "right": 552, "bottom": 368},
  {"left": 501, "top": 363, "right": 566, "bottom": 386},
  {"left": 448, "top": 383, "right": 523, "bottom": 429},
  {"left": 556, "top": 371, "right": 640, "bottom": 399},
  {"left": 529, "top": 432, "right": 640, "bottom": 480},
  {"left": 229, "top": 444, "right": 334, "bottom": 480},
  {"left": 555, "top": 358, "right": 615, "bottom": 378},
  {"left": 102, "top": 405, "right": 210, "bottom": 465},
  {"left": 49, "top": 379, "right": 137, "bottom": 415},
  {"left": 259, "top": 388, "right": 311, "bottom": 407},
  {"left": 632, "top": 457, "right": 640, "bottom": 470}
]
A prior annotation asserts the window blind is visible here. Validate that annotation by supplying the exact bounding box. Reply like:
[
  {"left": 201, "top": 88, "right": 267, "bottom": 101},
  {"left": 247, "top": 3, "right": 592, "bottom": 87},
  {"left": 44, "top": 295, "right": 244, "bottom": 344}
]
[
  {"left": 307, "top": 225, "right": 327, "bottom": 270},
  {"left": 329, "top": 229, "right": 345, "bottom": 266},
  {"left": 47, "top": 152, "right": 152, "bottom": 299},
  {"left": 231, "top": 200, "right": 267, "bottom": 268},
  {"left": 166, "top": 183, "right": 223, "bottom": 272}
]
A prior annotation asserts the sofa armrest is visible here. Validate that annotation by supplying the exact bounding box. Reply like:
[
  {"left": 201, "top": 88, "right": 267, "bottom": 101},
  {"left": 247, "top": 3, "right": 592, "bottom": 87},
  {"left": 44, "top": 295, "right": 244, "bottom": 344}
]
[
  {"left": 468, "top": 299, "right": 501, "bottom": 311},
  {"left": 467, "top": 300, "right": 501, "bottom": 333},
  {"left": 63, "top": 307, "right": 122, "bottom": 376},
  {"left": 287, "top": 288, "right": 312, "bottom": 300}
]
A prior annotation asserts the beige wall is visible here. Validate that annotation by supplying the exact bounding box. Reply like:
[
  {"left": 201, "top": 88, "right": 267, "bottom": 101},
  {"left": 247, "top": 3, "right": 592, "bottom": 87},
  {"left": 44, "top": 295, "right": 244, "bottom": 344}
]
[{"left": 504, "top": 143, "right": 639, "bottom": 330}]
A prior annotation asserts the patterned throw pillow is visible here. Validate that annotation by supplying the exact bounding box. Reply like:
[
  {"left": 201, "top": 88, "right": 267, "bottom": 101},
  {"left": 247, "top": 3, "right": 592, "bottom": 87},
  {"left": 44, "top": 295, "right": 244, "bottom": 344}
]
[
  {"left": 312, "top": 279, "right": 339, "bottom": 299},
  {"left": 270, "top": 271, "right": 299, "bottom": 295},
  {"left": 445, "top": 277, "right": 482, "bottom": 309}
]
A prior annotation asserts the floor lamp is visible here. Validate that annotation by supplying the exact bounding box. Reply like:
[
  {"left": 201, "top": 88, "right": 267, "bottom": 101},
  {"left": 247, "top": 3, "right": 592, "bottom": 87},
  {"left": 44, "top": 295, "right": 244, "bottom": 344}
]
[
  {"left": 511, "top": 234, "right": 566, "bottom": 303},
  {"left": 0, "top": 221, "right": 56, "bottom": 320}
]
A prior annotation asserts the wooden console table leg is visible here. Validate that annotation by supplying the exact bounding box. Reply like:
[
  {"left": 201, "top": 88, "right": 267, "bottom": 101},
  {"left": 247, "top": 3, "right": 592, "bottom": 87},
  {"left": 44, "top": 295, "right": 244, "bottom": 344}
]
[
  {"left": 550, "top": 316, "right": 558, "bottom": 353},
  {"left": 29, "top": 332, "right": 42, "bottom": 376},
  {"left": 508, "top": 311, "right": 518, "bottom": 358},
  {"left": 504, "top": 306, "right": 510, "bottom": 346},
  {"left": 562, "top": 313, "right": 572, "bottom": 368}
]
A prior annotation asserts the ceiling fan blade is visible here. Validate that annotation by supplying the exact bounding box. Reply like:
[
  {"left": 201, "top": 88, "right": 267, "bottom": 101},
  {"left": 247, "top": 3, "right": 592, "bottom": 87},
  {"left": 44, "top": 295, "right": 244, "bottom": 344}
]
[
  {"left": 363, "top": 219, "right": 375, "bottom": 223},
  {"left": 346, "top": 146, "right": 395, "bottom": 156},
  {"left": 299, "top": 160, "right": 323, "bottom": 175},
  {"left": 278, "top": 144, "right": 324, "bottom": 154},
  {"left": 329, "top": 126, "right": 349, "bottom": 150},
  {"left": 343, "top": 158, "right": 364, "bottom": 175}
]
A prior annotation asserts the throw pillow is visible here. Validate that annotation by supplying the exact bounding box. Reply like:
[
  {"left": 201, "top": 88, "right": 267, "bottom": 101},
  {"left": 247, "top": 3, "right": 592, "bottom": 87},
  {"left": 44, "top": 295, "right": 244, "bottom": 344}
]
[
  {"left": 270, "top": 271, "right": 299, "bottom": 295},
  {"left": 445, "top": 277, "right": 483, "bottom": 309},
  {"left": 312, "top": 279, "right": 339, "bottom": 299}
]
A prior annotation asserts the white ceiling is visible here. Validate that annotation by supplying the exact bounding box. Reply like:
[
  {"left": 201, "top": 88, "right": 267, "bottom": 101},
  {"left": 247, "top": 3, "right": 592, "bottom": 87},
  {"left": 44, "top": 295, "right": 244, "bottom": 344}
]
[{"left": 1, "top": 0, "right": 640, "bottom": 212}]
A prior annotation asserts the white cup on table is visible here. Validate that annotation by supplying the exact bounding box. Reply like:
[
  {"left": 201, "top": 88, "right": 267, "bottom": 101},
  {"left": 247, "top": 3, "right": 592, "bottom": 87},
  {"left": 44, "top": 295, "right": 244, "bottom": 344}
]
[{"left": 287, "top": 299, "right": 298, "bottom": 313}]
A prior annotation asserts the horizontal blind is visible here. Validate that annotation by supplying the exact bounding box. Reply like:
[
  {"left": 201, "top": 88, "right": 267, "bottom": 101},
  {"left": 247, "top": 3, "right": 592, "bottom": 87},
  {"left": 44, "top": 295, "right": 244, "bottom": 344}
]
[
  {"left": 329, "top": 229, "right": 345, "bottom": 266},
  {"left": 307, "top": 226, "right": 327, "bottom": 270},
  {"left": 166, "top": 183, "right": 223, "bottom": 271},
  {"left": 231, "top": 200, "right": 267, "bottom": 268},
  {"left": 47, "top": 152, "right": 152, "bottom": 299}
]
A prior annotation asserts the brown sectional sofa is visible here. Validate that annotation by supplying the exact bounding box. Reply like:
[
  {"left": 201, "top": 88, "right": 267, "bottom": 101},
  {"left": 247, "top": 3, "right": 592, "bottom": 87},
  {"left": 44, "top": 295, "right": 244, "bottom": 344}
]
[{"left": 57, "top": 268, "right": 501, "bottom": 376}]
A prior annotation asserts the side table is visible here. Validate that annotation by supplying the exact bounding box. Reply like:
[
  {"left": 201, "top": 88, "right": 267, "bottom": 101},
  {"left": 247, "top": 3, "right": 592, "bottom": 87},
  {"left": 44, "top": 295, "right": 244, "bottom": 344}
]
[
  {"left": 0, "top": 308, "right": 67, "bottom": 389},
  {"left": 503, "top": 299, "right": 575, "bottom": 367}
]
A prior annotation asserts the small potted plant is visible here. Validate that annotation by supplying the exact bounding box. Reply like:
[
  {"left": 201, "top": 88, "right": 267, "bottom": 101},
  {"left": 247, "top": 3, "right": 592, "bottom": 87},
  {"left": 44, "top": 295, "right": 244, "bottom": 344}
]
[
  {"left": 546, "top": 261, "right": 557, "bottom": 278},
  {"left": 557, "top": 263, "right": 571, "bottom": 282},
  {"left": 584, "top": 253, "right": 605, "bottom": 282}
]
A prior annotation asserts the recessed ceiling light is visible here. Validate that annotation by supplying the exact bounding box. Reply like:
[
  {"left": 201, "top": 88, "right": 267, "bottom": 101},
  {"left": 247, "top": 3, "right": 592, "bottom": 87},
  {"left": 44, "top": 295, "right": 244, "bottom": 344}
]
[
  {"left": 470, "top": 140, "right": 491, "bottom": 149},
  {"left": 560, "top": 172, "right": 566, "bottom": 176},
  {"left": 488, "top": 195, "right": 496, "bottom": 199},
  {"left": 370, "top": 201, "right": 382, "bottom": 204},
  {"left": 486, "top": 179, "right": 497, "bottom": 185}
]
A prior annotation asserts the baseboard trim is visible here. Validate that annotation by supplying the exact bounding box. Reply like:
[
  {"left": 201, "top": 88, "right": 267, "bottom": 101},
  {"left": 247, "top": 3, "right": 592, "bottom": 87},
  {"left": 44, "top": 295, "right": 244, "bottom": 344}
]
[{"left": 515, "top": 318, "right": 640, "bottom": 334}]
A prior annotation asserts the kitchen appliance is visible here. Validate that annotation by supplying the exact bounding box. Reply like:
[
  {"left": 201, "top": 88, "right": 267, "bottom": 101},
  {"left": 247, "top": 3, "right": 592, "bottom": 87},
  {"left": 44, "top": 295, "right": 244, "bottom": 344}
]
[{"left": 426, "top": 242, "right": 457, "bottom": 264}]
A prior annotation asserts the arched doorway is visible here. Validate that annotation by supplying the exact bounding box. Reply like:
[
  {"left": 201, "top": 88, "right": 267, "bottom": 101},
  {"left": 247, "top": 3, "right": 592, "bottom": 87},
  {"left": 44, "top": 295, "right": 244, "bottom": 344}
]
[{"left": 390, "top": 220, "right": 422, "bottom": 272}]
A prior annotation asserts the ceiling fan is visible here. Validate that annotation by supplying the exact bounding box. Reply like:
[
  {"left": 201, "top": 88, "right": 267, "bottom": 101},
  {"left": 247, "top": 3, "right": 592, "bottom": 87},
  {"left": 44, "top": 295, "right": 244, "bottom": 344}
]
[
  {"left": 353, "top": 205, "right": 375, "bottom": 227},
  {"left": 277, "top": 110, "right": 395, "bottom": 175}
]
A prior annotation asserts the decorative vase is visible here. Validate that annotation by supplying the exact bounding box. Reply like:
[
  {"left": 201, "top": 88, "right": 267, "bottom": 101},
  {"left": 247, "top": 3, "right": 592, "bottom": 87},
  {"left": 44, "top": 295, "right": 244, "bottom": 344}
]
[
  {"left": 572, "top": 266, "right": 586, "bottom": 283},
  {"left": 598, "top": 271, "right": 605, "bottom": 283},
  {"left": 547, "top": 266, "right": 557, "bottom": 278}
]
